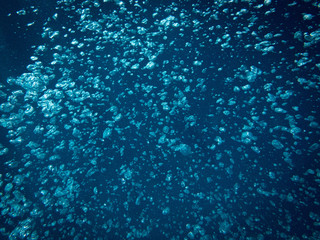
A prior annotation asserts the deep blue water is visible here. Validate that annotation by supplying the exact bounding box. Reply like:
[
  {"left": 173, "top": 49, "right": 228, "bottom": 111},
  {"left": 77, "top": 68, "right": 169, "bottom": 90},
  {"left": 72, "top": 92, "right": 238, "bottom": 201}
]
[{"left": 0, "top": 0, "right": 320, "bottom": 239}]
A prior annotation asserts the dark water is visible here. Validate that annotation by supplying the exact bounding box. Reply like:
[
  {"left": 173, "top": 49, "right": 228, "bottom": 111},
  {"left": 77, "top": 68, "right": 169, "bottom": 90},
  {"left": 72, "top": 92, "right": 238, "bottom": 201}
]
[{"left": 0, "top": 1, "right": 320, "bottom": 239}]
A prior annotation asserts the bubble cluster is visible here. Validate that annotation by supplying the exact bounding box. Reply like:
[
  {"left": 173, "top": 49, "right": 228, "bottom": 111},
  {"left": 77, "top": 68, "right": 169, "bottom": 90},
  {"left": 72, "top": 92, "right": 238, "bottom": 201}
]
[{"left": 0, "top": 0, "right": 320, "bottom": 239}]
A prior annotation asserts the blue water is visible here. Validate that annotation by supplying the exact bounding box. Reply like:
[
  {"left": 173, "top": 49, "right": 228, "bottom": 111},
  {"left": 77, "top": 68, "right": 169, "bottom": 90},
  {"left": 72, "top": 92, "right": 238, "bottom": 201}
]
[{"left": 0, "top": 0, "right": 320, "bottom": 239}]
